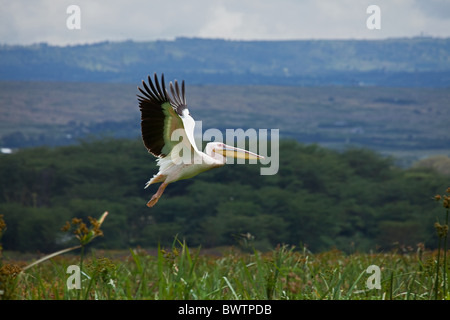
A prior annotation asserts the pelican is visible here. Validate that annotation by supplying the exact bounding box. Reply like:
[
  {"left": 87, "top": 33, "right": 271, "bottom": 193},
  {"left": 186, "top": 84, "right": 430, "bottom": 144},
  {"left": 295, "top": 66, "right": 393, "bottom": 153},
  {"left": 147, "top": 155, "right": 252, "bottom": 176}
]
[{"left": 137, "top": 73, "right": 264, "bottom": 207}]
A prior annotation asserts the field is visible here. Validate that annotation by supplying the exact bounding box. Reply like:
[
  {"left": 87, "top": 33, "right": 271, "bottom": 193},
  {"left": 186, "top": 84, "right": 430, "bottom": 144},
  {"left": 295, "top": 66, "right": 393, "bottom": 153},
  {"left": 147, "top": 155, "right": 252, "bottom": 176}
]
[
  {"left": 3, "top": 194, "right": 449, "bottom": 302},
  {"left": 2, "top": 242, "right": 449, "bottom": 301},
  {"left": 1, "top": 167, "right": 449, "bottom": 304},
  {"left": 1, "top": 81, "right": 450, "bottom": 167}
]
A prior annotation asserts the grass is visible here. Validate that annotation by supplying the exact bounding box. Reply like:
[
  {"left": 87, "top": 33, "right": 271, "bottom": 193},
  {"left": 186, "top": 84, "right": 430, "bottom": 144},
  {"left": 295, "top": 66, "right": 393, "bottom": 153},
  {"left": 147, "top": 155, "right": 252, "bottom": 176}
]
[
  {"left": 1, "top": 242, "right": 449, "bottom": 300},
  {"left": 1, "top": 189, "right": 449, "bottom": 300}
]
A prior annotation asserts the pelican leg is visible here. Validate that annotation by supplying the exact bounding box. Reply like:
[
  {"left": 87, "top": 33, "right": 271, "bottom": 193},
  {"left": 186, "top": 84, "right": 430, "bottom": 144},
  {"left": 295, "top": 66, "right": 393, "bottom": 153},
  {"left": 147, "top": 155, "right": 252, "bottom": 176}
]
[{"left": 147, "top": 182, "right": 168, "bottom": 207}]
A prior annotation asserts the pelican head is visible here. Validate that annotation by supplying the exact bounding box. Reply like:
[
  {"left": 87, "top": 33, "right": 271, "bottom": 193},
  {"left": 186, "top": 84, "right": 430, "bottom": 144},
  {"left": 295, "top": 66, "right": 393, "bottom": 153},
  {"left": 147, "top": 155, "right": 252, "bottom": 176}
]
[{"left": 205, "top": 142, "right": 264, "bottom": 164}]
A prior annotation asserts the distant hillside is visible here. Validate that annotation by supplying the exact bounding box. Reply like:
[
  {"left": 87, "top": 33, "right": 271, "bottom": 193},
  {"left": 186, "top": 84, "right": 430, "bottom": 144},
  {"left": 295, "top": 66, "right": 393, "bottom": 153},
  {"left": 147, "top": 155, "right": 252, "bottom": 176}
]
[
  {"left": 1, "top": 37, "right": 450, "bottom": 86},
  {"left": 1, "top": 81, "right": 449, "bottom": 167}
]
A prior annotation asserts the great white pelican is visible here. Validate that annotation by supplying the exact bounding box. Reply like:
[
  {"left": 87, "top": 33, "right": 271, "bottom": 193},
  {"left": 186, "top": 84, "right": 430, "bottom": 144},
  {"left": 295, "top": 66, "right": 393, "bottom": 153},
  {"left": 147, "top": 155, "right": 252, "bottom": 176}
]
[{"left": 137, "top": 73, "right": 264, "bottom": 207}]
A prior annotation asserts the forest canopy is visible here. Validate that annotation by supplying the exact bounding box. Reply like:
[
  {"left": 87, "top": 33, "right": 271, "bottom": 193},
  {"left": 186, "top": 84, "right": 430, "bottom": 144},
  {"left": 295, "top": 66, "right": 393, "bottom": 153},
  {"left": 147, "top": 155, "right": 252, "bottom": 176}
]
[{"left": 0, "top": 138, "right": 447, "bottom": 253}]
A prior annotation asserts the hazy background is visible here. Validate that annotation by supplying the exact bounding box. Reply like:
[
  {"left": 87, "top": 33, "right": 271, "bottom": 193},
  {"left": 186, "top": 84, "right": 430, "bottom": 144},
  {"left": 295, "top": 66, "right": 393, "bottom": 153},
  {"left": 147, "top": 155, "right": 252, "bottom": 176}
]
[{"left": 1, "top": 0, "right": 450, "bottom": 45}]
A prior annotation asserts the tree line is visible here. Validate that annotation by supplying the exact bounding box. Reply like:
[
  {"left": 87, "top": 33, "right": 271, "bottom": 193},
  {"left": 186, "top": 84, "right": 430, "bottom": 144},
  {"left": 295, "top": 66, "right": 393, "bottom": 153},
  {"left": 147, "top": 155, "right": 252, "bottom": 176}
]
[{"left": 0, "top": 138, "right": 447, "bottom": 253}]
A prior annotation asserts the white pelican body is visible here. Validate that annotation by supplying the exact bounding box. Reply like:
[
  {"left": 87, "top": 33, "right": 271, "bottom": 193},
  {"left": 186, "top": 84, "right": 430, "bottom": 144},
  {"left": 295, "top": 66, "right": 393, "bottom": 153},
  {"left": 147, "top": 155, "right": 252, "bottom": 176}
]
[{"left": 137, "top": 73, "right": 263, "bottom": 207}]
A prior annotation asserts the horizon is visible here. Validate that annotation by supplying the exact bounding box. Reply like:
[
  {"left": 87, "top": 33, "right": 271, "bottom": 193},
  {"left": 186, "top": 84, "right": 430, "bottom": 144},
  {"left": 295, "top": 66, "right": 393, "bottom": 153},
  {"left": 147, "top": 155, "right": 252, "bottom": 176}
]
[
  {"left": 2, "top": 1, "right": 450, "bottom": 46},
  {"left": 1, "top": 34, "right": 449, "bottom": 48}
]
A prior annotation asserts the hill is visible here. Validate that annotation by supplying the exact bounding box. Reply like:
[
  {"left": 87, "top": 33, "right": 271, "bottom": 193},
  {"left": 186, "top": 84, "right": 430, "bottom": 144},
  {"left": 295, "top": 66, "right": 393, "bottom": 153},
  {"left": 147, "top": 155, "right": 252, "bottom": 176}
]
[
  {"left": 1, "top": 81, "right": 449, "bottom": 167},
  {"left": 1, "top": 37, "right": 450, "bottom": 86}
]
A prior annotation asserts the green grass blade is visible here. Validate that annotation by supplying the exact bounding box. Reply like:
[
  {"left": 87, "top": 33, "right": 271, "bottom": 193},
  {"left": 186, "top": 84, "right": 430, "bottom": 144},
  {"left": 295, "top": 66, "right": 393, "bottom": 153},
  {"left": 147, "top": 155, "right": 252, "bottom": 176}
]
[{"left": 223, "top": 276, "right": 239, "bottom": 300}]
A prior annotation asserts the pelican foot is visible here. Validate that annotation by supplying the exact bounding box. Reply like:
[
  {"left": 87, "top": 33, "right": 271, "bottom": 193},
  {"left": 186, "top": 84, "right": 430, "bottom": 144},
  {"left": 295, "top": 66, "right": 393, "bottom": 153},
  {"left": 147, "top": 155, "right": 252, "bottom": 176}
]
[
  {"left": 146, "top": 196, "right": 160, "bottom": 207},
  {"left": 146, "top": 182, "right": 168, "bottom": 208}
]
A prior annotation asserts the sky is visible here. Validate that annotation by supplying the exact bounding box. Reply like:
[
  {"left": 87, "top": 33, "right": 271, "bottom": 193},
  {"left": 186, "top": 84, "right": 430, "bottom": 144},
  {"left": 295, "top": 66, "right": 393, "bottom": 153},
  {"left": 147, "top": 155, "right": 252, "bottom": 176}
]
[{"left": 1, "top": 0, "right": 449, "bottom": 46}]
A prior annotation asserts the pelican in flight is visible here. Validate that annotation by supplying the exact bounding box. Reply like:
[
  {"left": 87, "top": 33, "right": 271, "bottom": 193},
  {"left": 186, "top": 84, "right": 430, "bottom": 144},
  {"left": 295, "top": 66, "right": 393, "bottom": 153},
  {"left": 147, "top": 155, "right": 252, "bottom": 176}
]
[{"left": 137, "top": 73, "right": 264, "bottom": 207}]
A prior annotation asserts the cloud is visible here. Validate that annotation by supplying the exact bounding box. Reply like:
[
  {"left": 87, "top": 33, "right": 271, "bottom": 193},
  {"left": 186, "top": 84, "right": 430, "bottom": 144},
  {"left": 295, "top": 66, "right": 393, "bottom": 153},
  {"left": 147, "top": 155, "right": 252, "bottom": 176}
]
[
  {"left": 0, "top": 0, "right": 449, "bottom": 45},
  {"left": 198, "top": 5, "right": 244, "bottom": 39},
  {"left": 413, "top": 0, "right": 450, "bottom": 20}
]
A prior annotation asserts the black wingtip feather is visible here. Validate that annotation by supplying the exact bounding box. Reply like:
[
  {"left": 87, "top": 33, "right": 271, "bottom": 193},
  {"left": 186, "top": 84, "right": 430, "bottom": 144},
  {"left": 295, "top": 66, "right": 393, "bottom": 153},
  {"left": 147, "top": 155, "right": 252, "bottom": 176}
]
[{"left": 136, "top": 73, "right": 189, "bottom": 157}]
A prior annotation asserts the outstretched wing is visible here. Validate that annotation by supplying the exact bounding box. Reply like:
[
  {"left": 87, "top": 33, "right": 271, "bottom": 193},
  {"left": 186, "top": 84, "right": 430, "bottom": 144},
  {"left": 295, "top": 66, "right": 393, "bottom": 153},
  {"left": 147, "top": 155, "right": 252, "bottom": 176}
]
[{"left": 137, "top": 73, "right": 190, "bottom": 157}]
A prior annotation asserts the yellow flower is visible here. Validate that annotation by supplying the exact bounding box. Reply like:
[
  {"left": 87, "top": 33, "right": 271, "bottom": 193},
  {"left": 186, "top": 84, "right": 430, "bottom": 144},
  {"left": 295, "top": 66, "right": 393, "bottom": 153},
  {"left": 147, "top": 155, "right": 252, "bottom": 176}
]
[
  {"left": 434, "top": 222, "right": 449, "bottom": 238},
  {"left": 60, "top": 212, "right": 108, "bottom": 246},
  {"left": 443, "top": 198, "right": 449, "bottom": 209}
]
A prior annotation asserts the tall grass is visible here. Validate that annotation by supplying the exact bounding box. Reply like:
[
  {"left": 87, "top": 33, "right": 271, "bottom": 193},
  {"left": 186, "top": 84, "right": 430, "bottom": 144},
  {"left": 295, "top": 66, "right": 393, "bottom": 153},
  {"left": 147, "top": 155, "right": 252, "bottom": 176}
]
[
  {"left": 1, "top": 241, "right": 448, "bottom": 300},
  {"left": 1, "top": 195, "right": 449, "bottom": 300},
  {"left": 432, "top": 188, "right": 450, "bottom": 299}
]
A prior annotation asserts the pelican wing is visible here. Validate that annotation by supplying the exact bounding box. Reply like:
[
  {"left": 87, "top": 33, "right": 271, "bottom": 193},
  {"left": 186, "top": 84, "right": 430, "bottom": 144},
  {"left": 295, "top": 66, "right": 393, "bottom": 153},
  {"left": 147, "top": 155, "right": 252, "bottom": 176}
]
[{"left": 137, "top": 73, "right": 190, "bottom": 157}]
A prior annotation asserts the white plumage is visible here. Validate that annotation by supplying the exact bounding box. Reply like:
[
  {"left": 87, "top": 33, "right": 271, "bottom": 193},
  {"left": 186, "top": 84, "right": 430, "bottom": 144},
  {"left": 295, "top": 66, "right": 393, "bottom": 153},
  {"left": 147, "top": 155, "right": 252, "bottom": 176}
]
[{"left": 137, "top": 73, "right": 263, "bottom": 207}]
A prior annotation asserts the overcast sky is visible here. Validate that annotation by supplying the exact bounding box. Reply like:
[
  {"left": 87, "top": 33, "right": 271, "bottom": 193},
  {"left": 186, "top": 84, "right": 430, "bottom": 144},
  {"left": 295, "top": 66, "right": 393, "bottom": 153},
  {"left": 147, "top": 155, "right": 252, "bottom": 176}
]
[{"left": 1, "top": 0, "right": 449, "bottom": 45}]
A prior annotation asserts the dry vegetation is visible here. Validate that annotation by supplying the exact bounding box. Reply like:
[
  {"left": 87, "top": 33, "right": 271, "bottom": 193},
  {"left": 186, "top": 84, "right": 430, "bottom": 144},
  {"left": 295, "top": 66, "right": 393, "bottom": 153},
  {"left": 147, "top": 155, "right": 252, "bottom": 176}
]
[{"left": 1, "top": 81, "right": 449, "bottom": 167}]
